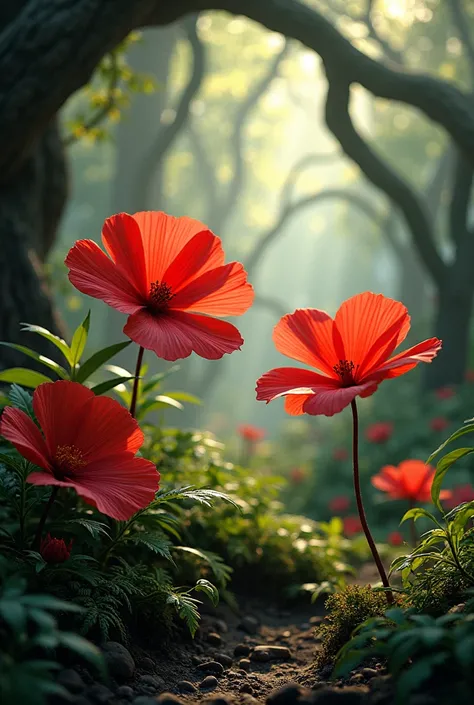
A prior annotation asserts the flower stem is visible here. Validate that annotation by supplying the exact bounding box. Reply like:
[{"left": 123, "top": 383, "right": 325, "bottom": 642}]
[
  {"left": 409, "top": 499, "right": 418, "bottom": 547},
  {"left": 351, "top": 400, "right": 393, "bottom": 604},
  {"left": 129, "top": 346, "right": 145, "bottom": 419},
  {"left": 33, "top": 486, "right": 59, "bottom": 551}
]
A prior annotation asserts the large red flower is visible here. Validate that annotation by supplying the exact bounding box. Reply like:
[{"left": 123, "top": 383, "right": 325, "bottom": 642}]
[
  {"left": 256, "top": 292, "right": 441, "bottom": 417},
  {"left": 65, "top": 211, "right": 254, "bottom": 361},
  {"left": 371, "top": 460, "right": 451, "bottom": 503},
  {"left": 0, "top": 381, "right": 159, "bottom": 520}
]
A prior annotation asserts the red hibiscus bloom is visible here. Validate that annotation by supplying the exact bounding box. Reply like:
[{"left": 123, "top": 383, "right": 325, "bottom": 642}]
[
  {"left": 333, "top": 448, "right": 349, "bottom": 461},
  {"left": 371, "top": 460, "right": 451, "bottom": 503},
  {"left": 0, "top": 381, "right": 159, "bottom": 520},
  {"left": 65, "top": 211, "right": 254, "bottom": 361},
  {"left": 435, "top": 386, "right": 454, "bottom": 400},
  {"left": 365, "top": 422, "right": 393, "bottom": 444},
  {"left": 289, "top": 467, "right": 307, "bottom": 484},
  {"left": 40, "top": 534, "right": 73, "bottom": 563},
  {"left": 343, "top": 516, "right": 363, "bottom": 537},
  {"left": 387, "top": 531, "right": 403, "bottom": 547},
  {"left": 329, "top": 495, "right": 350, "bottom": 513},
  {"left": 444, "top": 484, "right": 474, "bottom": 510},
  {"left": 430, "top": 416, "right": 449, "bottom": 432},
  {"left": 256, "top": 292, "right": 441, "bottom": 417},
  {"left": 238, "top": 424, "right": 265, "bottom": 442}
]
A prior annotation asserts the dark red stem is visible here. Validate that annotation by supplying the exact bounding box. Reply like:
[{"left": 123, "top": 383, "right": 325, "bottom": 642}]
[
  {"left": 351, "top": 400, "right": 393, "bottom": 604},
  {"left": 409, "top": 498, "right": 418, "bottom": 547},
  {"left": 129, "top": 346, "right": 144, "bottom": 419}
]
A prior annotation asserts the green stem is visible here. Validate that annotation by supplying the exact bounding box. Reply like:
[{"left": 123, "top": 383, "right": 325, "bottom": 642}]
[
  {"left": 409, "top": 499, "right": 418, "bottom": 547},
  {"left": 351, "top": 400, "right": 393, "bottom": 604},
  {"left": 33, "top": 487, "right": 59, "bottom": 551},
  {"left": 129, "top": 346, "right": 145, "bottom": 418}
]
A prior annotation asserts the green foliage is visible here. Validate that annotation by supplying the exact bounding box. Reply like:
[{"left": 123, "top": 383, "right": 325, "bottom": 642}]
[
  {"left": 315, "top": 585, "right": 388, "bottom": 667},
  {"left": 336, "top": 603, "right": 474, "bottom": 705}
]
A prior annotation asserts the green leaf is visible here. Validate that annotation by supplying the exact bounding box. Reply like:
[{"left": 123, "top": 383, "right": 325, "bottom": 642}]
[
  {"left": 0, "top": 368, "right": 52, "bottom": 388},
  {"left": 20, "top": 595, "right": 84, "bottom": 612},
  {"left": 70, "top": 311, "right": 91, "bottom": 370},
  {"left": 432, "top": 448, "right": 474, "bottom": 512},
  {"left": 126, "top": 532, "right": 173, "bottom": 561},
  {"left": 174, "top": 546, "right": 232, "bottom": 586},
  {"left": 8, "top": 384, "right": 35, "bottom": 419},
  {"left": 145, "top": 395, "right": 185, "bottom": 412},
  {"left": 142, "top": 365, "right": 180, "bottom": 393},
  {"left": 0, "top": 343, "right": 68, "bottom": 379},
  {"left": 194, "top": 579, "right": 219, "bottom": 607},
  {"left": 153, "top": 486, "right": 240, "bottom": 510},
  {"left": 0, "top": 601, "right": 26, "bottom": 633},
  {"left": 20, "top": 323, "right": 72, "bottom": 364},
  {"left": 401, "top": 507, "right": 440, "bottom": 526},
  {"left": 164, "top": 391, "right": 202, "bottom": 405},
  {"left": 166, "top": 591, "right": 201, "bottom": 637},
  {"left": 75, "top": 341, "right": 131, "bottom": 383},
  {"left": 428, "top": 423, "right": 474, "bottom": 463},
  {"left": 91, "top": 376, "right": 134, "bottom": 396}
]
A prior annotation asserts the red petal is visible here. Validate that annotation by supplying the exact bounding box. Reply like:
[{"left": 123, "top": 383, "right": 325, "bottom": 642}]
[
  {"left": 68, "top": 454, "right": 159, "bottom": 520},
  {"left": 334, "top": 293, "right": 410, "bottom": 378},
  {"left": 171, "top": 261, "right": 254, "bottom": 316},
  {"left": 302, "top": 382, "right": 376, "bottom": 417},
  {"left": 73, "top": 395, "right": 144, "bottom": 462},
  {"left": 132, "top": 212, "right": 221, "bottom": 284},
  {"left": 33, "top": 382, "right": 94, "bottom": 456},
  {"left": 399, "top": 460, "right": 433, "bottom": 502},
  {"left": 0, "top": 407, "right": 51, "bottom": 470},
  {"left": 66, "top": 240, "right": 144, "bottom": 314},
  {"left": 162, "top": 230, "right": 226, "bottom": 292},
  {"left": 373, "top": 338, "right": 442, "bottom": 379},
  {"left": 273, "top": 309, "right": 340, "bottom": 377},
  {"left": 256, "top": 367, "right": 336, "bottom": 402},
  {"left": 284, "top": 394, "right": 313, "bottom": 415},
  {"left": 124, "top": 310, "right": 244, "bottom": 361},
  {"left": 371, "top": 466, "right": 401, "bottom": 497},
  {"left": 101, "top": 213, "right": 148, "bottom": 297}
]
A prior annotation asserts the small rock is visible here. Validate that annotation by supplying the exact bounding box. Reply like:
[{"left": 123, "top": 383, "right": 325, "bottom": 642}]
[
  {"left": 448, "top": 603, "right": 465, "bottom": 614},
  {"left": 234, "top": 644, "right": 251, "bottom": 657},
  {"left": 360, "top": 668, "right": 378, "bottom": 679},
  {"left": 349, "top": 674, "right": 365, "bottom": 684},
  {"left": 237, "top": 669, "right": 249, "bottom": 677},
  {"left": 239, "top": 658, "right": 251, "bottom": 671},
  {"left": 202, "top": 696, "right": 233, "bottom": 705},
  {"left": 251, "top": 645, "right": 291, "bottom": 661},
  {"left": 281, "top": 631, "right": 291, "bottom": 639},
  {"left": 87, "top": 683, "right": 115, "bottom": 704},
  {"left": 207, "top": 632, "right": 222, "bottom": 646},
  {"left": 309, "top": 616, "right": 323, "bottom": 625},
  {"left": 116, "top": 685, "right": 135, "bottom": 700},
  {"left": 139, "top": 657, "right": 156, "bottom": 673},
  {"left": 214, "top": 652, "right": 233, "bottom": 668},
  {"left": 240, "top": 683, "right": 254, "bottom": 695},
  {"left": 177, "top": 681, "right": 197, "bottom": 694},
  {"left": 200, "top": 675, "right": 218, "bottom": 690},
  {"left": 156, "top": 695, "right": 185, "bottom": 705},
  {"left": 250, "top": 649, "right": 270, "bottom": 663},
  {"left": 102, "top": 642, "right": 135, "bottom": 680},
  {"left": 299, "top": 622, "right": 310, "bottom": 630},
  {"left": 192, "top": 655, "right": 204, "bottom": 666},
  {"left": 214, "top": 619, "right": 229, "bottom": 633},
  {"left": 266, "top": 683, "right": 309, "bottom": 704},
  {"left": 311, "top": 686, "right": 369, "bottom": 704},
  {"left": 58, "top": 669, "right": 85, "bottom": 694},
  {"left": 136, "top": 674, "right": 166, "bottom": 694},
  {"left": 199, "top": 661, "right": 224, "bottom": 676},
  {"left": 240, "top": 616, "right": 260, "bottom": 634},
  {"left": 241, "top": 697, "right": 259, "bottom": 705}
]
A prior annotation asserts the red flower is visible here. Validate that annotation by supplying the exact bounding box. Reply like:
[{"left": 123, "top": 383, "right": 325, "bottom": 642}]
[
  {"left": 387, "top": 531, "right": 403, "bottom": 547},
  {"left": 333, "top": 448, "right": 349, "bottom": 461},
  {"left": 444, "top": 484, "right": 474, "bottom": 510},
  {"left": 40, "top": 534, "right": 72, "bottom": 563},
  {"left": 365, "top": 422, "right": 393, "bottom": 444},
  {"left": 0, "top": 381, "right": 159, "bottom": 520},
  {"left": 329, "top": 495, "right": 350, "bottom": 513},
  {"left": 238, "top": 424, "right": 265, "bottom": 442},
  {"left": 435, "top": 386, "right": 454, "bottom": 400},
  {"left": 430, "top": 416, "right": 449, "bottom": 432},
  {"left": 65, "top": 212, "right": 254, "bottom": 361},
  {"left": 371, "top": 460, "right": 451, "bottom": 503},
  {"left": 256, "top": 292, "right": 441, "bottom": 417},
  {"left": 289, "top": 467, "right": 307, "bottom": 484},
  {"left": 343, "top": 516, "right": 363, "bottom": 537}
]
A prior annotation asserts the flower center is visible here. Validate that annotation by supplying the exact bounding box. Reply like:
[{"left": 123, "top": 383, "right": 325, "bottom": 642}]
[
  {"left": 53, "top": 444, "right": 86, "bottom": 479},
  {"left": 149, "top": 280, "right": 174, "bottom": 311},
  {"left": 333, "top": 359, "right": 356, "bottom": 386}
]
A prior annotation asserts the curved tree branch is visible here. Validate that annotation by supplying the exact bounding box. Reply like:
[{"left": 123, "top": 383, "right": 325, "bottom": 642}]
[
  {"left": 279, "top": 151, "right": 341, "bottom": 208},
  {"left": 187, "top": 120, "right": 220, "bottom": 225},
  {"left": 134, "top": 13, "right": 205, "bottom": 210},
  {"left": 448, "top": 0, "right": 474, "bottom": 81}
]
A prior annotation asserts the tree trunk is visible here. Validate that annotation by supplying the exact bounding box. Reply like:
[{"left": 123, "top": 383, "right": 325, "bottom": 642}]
[
  {"left": 398, "top": 247, "right": 430, "bottom": 331},
  {"left": 424, "top": 283, "right": 474, "bottom": 390}
]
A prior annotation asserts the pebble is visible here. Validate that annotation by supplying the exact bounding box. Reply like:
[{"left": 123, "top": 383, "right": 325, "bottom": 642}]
[
  {"left": 87, "top": 683, "right": 115, "bottom": 704},
  {"left": 177, "top": 680, "right": 197, "bottom": 693},
  {"left": 116, "top": 685, "right": 135, "bottom": 700},
  {"left": 299, "top": 622, "right": 311, "bottom": 630},
  {"left": 200, "top": 675, "right": 219, "bottom": 690},
  {"left": 360, "top": 668, "right": 378, "bottom": 679},
  {"left": 139, "top": 657, "right": 156, "bottom": 673},
  {"left": 58, "top": 669, "right": 85, "bottom": 694},
  {"left": 213, "top": 619, "right": 229, "bottom": 633},
  {"left": 102, "top": 642, "right": 135, "bottom": 680},
  {"left": 207, "top": 632, "right": 222, "bottom": 646},
  {"left": 240, "top": 683, "right": 254, "bottom": 695},
  {"left": 281, "top": 631, "right": 291, "bottom": 639},
  {"left": 214, "top": 653, "right": 233, "bottom": 668},
  {"left": 155, "top": 695, "right": 185, "bottom": 705},
  {"left": 349, "top": 673, "right": 365, "bottom": 684},
  {"left": 251, "top": 645, "right": 291, "bottom": 661},
  {"left": 136, "top": 674, "right": 166, "bottom": 693},
  {"left": 266, "top": 683, "right": 308, "bottom": 704},
  {"left": 250, "top": 649, "right": 270, "bottom": 662},
  {"left": 240, "top": 616, "right": 260, "bottom": 634},
  {"left": 192, "top": 655, "right": 204, "bottom": 665},
  {"left": 199, "top": 661, "right": 224, "bottom": 676},
  {"left": 309, "top": 616, "right": 323, "bottom": 625},
  {"left": 234, "top": 643, "right": 251, "bottom": 657},
  {"left": 202, "top": 697, "right": 234, "bottom": 705},
  {"left": 311, "top": 686, "right": 369, "bottom": 704},
  {"left": 239, "top": 658, "right": 251, "bottom": 671}
]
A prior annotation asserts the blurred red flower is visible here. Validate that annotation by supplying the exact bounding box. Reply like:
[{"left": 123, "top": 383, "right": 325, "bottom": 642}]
[
  {"left": 329, "top": 495, "right": 350, "bottom": 513},
  {"left": 466, "top": 370, "right": 474, "bottom": 382},
  {"left": 0, "top": 381, "right": 159, "bottom": 520},
  {"left": 365, "top": 422, "right": 393, "bottom": 444},
  {"left": 430, "top": 416, "right": 449, "bottom": 432},
  {"left": 435, "top": 386, "right": 455, "bottom": 400},
  {"left": 444, "top": 484, "right": 474, "bottom": 510},
  {"left": 40, "top": 534, "right": 72, "bottom": 563},
  {"left": 66, "top": 211, "right": 254, "bottom": 361},
  {"left": 387, "top": 531, "right": 403, "bottom": 546},
  {"left": 289, "top": 467, "right": 307, "bottom": 484},
  {"left": 371, "top": 460, "right": 451, "bottom": 503},
  {"left": 343, "top": 516, "right": 363, "bottom": 537},
  {"left": 238, "top": 424, "right": 265, "bottom": 442},
  {"left": 256, "top": 292, "right": 441, "bottom": 417},
  {"left": 333, "top": 448, "right": 349, "bottom": 461}
]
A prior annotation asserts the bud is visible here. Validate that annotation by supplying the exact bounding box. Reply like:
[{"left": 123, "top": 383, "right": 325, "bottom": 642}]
[{"left": 40, "top": 534, "right": 73, "bottom": 563}]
